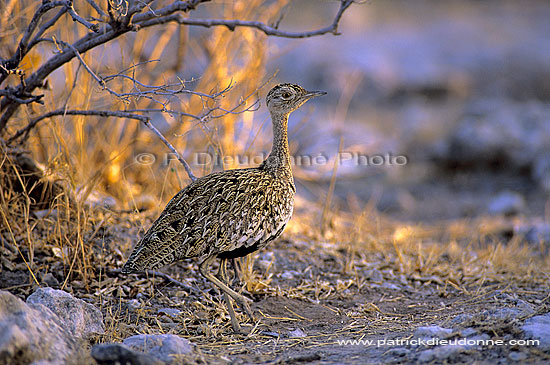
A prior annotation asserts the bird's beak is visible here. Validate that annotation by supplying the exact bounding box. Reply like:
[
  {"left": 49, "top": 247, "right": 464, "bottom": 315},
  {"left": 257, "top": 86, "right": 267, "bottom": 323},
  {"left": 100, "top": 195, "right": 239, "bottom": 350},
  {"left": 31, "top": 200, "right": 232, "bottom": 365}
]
[{"left": 304, "top": 90, "right": 327, "bottom": 99}]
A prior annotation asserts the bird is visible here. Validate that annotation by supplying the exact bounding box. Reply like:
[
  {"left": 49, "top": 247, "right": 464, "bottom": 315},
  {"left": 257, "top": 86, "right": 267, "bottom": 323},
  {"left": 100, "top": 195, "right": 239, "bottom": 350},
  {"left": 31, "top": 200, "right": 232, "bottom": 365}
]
[{"left": 122, "top": 83, "right": 326, "bottom": 332}]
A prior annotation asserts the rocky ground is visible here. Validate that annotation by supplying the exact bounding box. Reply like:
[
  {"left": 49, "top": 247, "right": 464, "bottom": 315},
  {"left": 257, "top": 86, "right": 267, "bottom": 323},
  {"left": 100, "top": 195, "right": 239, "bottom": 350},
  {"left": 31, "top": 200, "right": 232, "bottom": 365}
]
[{"left": 1, "top": 203, "right": 549, "bottom": 364}]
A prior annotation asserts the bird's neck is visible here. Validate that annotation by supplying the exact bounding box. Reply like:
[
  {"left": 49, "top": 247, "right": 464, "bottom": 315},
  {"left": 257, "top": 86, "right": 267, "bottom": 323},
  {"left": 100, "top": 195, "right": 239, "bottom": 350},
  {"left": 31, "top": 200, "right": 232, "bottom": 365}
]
[{"left": 264, "top": 112, "right": 292, "bottom": 175}]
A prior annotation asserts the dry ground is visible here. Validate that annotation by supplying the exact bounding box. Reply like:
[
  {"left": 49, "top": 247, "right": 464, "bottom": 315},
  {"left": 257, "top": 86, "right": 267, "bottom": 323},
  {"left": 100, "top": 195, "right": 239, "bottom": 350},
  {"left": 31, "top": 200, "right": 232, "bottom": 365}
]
[{"left": 2, "top": 196, "right": 549, "bottom": 363}]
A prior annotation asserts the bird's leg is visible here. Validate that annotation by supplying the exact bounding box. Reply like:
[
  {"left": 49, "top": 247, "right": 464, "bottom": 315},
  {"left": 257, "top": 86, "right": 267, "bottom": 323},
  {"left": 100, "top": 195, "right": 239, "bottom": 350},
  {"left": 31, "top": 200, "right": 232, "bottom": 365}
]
[
  {"left": 230, "top": 258, "right": 242, "bottom": 286},
  {"left": 200, "top": 255, "right": 255, "bottom": 324},
  {"left": 216, "top": 258, "right": 241, "bottom": 332}
]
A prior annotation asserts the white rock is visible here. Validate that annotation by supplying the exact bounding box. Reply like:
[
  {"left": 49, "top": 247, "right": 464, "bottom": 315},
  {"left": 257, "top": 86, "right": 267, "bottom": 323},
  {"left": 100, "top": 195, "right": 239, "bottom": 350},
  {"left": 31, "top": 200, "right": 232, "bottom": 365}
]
[
  {"left": 123, "top": 334, "right": 194, "bottom": 364},
  {"left": 0, "top": 290, "right": 81, "bottom": 364},
  {"left": 522, "top": 313, "right": 550, "bottom": 350},
  {"left": 26, "top": 287, "right": 104, "bottom": 339}
]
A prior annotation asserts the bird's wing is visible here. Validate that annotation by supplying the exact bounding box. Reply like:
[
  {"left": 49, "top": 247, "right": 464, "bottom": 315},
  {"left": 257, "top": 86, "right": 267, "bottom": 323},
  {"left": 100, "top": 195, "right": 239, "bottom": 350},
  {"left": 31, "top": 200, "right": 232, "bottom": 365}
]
[{"left": 122, "top": 168, "right": 278, "bottom": 272}]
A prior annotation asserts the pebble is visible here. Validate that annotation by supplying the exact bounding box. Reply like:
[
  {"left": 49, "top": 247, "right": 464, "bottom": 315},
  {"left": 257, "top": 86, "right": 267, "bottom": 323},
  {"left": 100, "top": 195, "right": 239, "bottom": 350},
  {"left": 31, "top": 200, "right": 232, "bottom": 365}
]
[
  {"left": 508, "top": 351, "right": 528, "bottom": 361},
  {"left": 288, "top": 328, "right": 307, "bottom": 338},
  {"left": 158, "top": 308, "right": 182, "bottom": 317},
  {"left": 414, "top": 325, "right": 453, "bottom": 339}
]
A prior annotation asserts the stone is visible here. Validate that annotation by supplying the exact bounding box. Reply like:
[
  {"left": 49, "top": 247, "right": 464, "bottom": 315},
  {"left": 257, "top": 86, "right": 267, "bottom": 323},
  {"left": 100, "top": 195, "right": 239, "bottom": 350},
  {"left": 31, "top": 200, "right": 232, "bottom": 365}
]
[
  {"left": 0, "top": 290, "right": 83, "bottom": 364},
  {"left": 386, "top": 347, "right": 409, "bottom": 357},
  {"left": 449, "top": 314, "right": 473, "bottom": 326},
  {"left": 84, "top": 191, "right": 117, "bottom": 209},
  {"left": 91, "top": 343, "right": 161, "bottom": 365},
  {"left": 533, "top": 155, "right": 550, "bottom": 192},
  {"left": 508, "top": 351, "right": 528, "bottom": 361},
  {"left": 26, "top": 287, "right": 104, "bottom": 339},
  {"left": 288, "top": 328, "right": 307, "bottom": 338},
  {"left": 417, "top": 334, "right": 489, "bottom": 363},
  {"left": 157, "top": 308, "right": 181, "bottom": 317},
  {"left": 431, "top": 345, "right": 466, "bottom": 360},
  {"left": 482, "top": 307, "right": 526, "bottom": 321},
  {"left": 414, "top": 325, "right": 453, "bottom": 339},
  {"left": 521, "top": 313, "right": 550, "bottom": 350},
  {"left": 122, "top": 334, "right": 194, "bottom": 364},
  {"left": 459, "top": 328, "right": 478, "bottom": 338},
  {"left": 365, "top": 269, "right": 384, "bottom": 283},
  {"left": 381, "top": 282, "right": 401, "bottom": 290},
  {"left": 487, "top": 191, "right": 525, "bottom": 216},
  {"left": 40, "top": 273, "right": 60, "bottom": 288},
  {"left": 417, "top": 349, "right": 436, "bottom": 363},
  {"left": 127, "top": 299, "right": 142, "bottom": 311},
  {"left": 281, "top": 270, "right": 302, "bottom": 280}
]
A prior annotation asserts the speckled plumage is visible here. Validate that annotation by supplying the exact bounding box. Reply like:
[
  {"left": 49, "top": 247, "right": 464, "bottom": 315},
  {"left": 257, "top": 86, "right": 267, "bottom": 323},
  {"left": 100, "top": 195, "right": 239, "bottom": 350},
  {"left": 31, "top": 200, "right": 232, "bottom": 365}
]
[
  {"left": 122, "top": 83, "right": 325, "bottom": 332},
  {"left": 122, "top": 167, "right": 295, "bottom": 271}
]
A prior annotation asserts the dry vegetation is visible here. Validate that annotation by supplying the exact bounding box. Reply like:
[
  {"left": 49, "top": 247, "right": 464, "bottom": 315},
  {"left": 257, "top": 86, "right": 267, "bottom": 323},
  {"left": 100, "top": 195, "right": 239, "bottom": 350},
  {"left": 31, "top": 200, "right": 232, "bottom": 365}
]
[{"left": 1, "top": 0, "right": 549, "bottom": 363}]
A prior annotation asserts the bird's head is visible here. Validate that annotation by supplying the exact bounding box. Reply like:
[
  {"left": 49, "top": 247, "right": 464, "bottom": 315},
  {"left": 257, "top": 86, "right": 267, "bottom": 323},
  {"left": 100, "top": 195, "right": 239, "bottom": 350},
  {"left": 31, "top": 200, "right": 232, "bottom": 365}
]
[{"left": 266, "top": 83, "right": 326, "bottom": 116}]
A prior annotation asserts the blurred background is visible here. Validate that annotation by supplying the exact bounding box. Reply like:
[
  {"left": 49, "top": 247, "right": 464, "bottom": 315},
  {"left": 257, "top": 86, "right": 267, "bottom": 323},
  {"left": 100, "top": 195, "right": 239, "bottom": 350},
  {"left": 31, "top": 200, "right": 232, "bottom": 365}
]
[
  {"left": 2, "top": 0, "right": 549, "bottom": 227},
  {"left": 267, "top": 0, "right": 550, "bottom": 223}
]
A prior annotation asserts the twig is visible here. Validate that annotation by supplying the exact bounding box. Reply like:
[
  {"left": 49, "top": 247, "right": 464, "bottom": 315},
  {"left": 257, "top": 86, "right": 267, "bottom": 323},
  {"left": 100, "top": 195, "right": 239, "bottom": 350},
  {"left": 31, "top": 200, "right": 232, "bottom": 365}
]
[
  {"left": 137, "top": 0, "right": 355, "bottom": 38},
  {"left": 62, "top": 63, "right": 82, "bottom": 111},
  {"left": 124, "top": 108, "right": 203, "bottom": 121},
  {"left": 0, "top": 1, "right": 65, "bottom": 83},
  {"left": 131, "top": 0, "right": 213, "bottom": 23},
  {"left": 102, "top": 74, "right": 220, "bottom": 99},
  {"left": 27, "top": 8, "right": 68, "bottom": 51},
  {"left": 85, "top": 0, "right": 107, "bottom": 18},
  {"left": 108, "top": 267, "right": 201, "bottom": 295},
  {"left": 7, "top": 109, "right": 147, "bottom": 144},
  {"left": 56, "top": 41, "right": 109, "bottom": 89},
  {"left": 66, "top": 1, "right": 100, "bottom": 32},
  {"left": 142, "top": 118, "right": 197, "bottom": 181},
  {"left": 7, "top": 108, "right": 197, "bottom": 182},
  {"left": 1, "top": 0, "right": 355, "bottom": 134},
  {"left": 0, "top": 89, "right": 44, "bottom": 105},
  {"left": 44, "top": 38, "right": 220, "bottom": 108}
]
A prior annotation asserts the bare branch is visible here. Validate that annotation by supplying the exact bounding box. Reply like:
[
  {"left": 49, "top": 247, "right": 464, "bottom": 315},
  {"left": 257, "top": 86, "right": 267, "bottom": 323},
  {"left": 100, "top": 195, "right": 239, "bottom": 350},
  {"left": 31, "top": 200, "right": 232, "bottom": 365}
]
[
  {"left": 132, "top": 0, "right": 211, "bottom": 23},
  {"left": 102, "top": 74, "right": 221, "bottom": 99},
  {"left": 0, "top": 91, "right": 44, "bottom": 105},
  {"left": 7, "top": 109, "right": 147, "bottom": 144},
  {"left": 56, "top": 40, "right": 106, "bottom": 86},
  {"left": 137, "top": 0, "right": 355, "bottom": 38},
  {"left": 27, "top": 8, "right": 68, "bottom": 51},
  {"left": 107, "top": 268, "right": 201, "bottom": 294},
  {"left": 66, "top": 1, "right": 100, "bottom": 32},
  {"left": 124, "top": 108, "right": 203, "bottom": 121},
  {"left": 36, "top": 39, "right": 222, "bottom": 110},
  {"left": 85, "top": 0, "right": 108, "bottom": 18},
  {"left": 0, "top": 89, "right": 44, "bottom": 105},
  {"left": 7, "top": 109, "right": 197, "bottom": 182},
  {"left": 0, "top": 0, "right": 355, "bottom": 135},
  {"left": 208, "top": 75, "right": 275, "bottom": 119},
  {"left": 0, "top": 1, "right": 66, "bottom": 83},
  {"left": 141, "top": 118, "right": 197, "bottom": 181},
  {"left": 209, "top": 97, "right": 260, "bottom": 119}
]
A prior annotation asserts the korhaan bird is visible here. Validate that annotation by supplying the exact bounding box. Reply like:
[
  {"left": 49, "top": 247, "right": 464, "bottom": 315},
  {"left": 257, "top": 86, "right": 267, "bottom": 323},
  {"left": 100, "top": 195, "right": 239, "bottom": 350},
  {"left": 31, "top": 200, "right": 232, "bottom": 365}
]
[{"left": 122, "top": 83, "right": 326, "bottom": 332}]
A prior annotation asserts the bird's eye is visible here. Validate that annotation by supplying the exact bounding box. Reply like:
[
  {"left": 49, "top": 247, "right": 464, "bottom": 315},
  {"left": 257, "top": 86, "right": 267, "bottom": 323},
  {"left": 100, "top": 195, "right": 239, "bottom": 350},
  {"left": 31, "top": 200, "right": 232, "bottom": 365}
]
[{"left": 281, "top": 92, "right": 292, "bottom": 99}]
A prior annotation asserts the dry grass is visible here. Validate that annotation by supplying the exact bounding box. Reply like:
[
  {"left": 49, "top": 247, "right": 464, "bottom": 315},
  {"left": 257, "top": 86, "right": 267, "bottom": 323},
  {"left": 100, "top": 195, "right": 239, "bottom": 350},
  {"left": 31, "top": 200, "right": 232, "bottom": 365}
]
[{"left": 1, "top": 0, "right": 289, "bottom": 286}]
